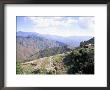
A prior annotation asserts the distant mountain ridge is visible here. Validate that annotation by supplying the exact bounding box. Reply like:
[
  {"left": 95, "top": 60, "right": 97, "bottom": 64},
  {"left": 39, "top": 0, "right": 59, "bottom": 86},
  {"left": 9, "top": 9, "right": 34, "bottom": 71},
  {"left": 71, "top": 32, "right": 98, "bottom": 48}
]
[
  {"left": 17, "top": 31, "right": 93, "bottom": 62},
  {"left": 42, "top": 35, "right": 93, "bottom": 48},
  {"left": 17, "top": 31, "right": 93, "bottom": 48}
]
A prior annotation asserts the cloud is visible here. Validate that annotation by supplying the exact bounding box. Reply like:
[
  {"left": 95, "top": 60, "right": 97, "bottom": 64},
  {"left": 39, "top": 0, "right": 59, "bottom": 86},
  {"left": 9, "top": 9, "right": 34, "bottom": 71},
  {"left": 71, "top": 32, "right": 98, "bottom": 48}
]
[
  {"left": 77, "top": 17, "right": 94, "bottom": 30},
  {"left": 27, "top": 17, "right": 63, "bottom": 27},
  {"left": 27, "top": 16, "right": 79, "bottom": 27},
  {"left": 17, "top": 16, "right": 94, "bottom": 37},
  {"left": 27, "top": 16, "right": 94, "bottom": 29}
]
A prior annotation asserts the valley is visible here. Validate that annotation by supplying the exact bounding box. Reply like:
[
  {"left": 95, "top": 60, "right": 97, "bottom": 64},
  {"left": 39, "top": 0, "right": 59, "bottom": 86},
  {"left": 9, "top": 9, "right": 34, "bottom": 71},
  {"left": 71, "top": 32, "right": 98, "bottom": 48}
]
[{"left": 16, "top": 32, "right": 94, "bottom": 74}]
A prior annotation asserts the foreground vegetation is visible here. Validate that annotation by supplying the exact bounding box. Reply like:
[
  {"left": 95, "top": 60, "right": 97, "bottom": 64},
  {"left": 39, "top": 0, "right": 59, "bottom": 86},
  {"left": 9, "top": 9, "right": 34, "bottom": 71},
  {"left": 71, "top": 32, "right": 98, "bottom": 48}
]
[
  {"left": 16, "top": 47, "right": 94, "bottom": 74},
  {"left": 16, "top": 37, "right": 94, "bottom": 74}
]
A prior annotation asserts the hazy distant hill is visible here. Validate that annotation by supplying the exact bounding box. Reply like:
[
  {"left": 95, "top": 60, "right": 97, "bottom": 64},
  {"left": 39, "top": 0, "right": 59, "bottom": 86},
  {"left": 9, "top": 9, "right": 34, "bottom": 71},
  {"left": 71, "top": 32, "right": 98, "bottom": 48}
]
[
  {"left": 17, "top": 31, "right": 93, "bottom": 48},
  {"left": 17, "top": 32, "right": 69, "bottom": 62},
  {"left": 41, "top": 34, "right": 93, "bottom": 48}
]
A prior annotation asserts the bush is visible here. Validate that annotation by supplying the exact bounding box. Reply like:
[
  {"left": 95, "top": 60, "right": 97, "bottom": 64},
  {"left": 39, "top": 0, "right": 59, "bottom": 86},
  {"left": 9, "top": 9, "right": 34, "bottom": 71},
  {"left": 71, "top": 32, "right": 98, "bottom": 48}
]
[
  {"left": 22, "top": 64, "right": 34, "bottom": 74},
  {"left": 16, "top": 62, "right": 34, "bottom": 74},
  {"left": 16, "top": 62, "right": 23, "bottom": 74},
  {"left": 63, "top": 47, "right": 94, "bottom": 74}
]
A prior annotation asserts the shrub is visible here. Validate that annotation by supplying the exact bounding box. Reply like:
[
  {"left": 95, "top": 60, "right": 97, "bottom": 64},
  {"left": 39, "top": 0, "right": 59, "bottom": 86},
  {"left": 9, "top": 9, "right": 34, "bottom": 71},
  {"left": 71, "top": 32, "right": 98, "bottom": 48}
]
[
  {"left": 64, "top": 47, "right": 94, "bottom": 74},
  {"left": 16, "top": 62, "right": 23, "bottom": 74}
]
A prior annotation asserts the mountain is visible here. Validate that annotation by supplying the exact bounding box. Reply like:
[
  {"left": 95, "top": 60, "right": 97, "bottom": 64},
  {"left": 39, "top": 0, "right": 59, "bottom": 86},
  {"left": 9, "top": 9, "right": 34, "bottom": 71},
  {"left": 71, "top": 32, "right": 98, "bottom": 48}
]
[
  {"left": 17, "top": 31, "right": 39, "bottom": 37},
  {"left": 17, "top": 31, "right": 94, "bottom": 62},
  {"left": 17, "top": 37, "right": 94, "bottom": 74},
  {"left": 17, "top": 31, "right": 93, "bottom": 48},
  {"left": 40, "top": 34, "right": 93, "bottom": 48},
  {"left": 80, "top": 37, "right": 94, "bottom": 47},
  {"left": 27, "top": 46, "right": 71, "bottom": 61},
  {"left": 17, "top": 32, "right": 70, "bottom": 62}
]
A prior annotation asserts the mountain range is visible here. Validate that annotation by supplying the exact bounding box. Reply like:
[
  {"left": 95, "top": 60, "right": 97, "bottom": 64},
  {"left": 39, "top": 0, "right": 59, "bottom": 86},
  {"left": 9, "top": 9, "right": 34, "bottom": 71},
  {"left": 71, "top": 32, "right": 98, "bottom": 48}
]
[
  {"left": 17, "top": 36, "right": 94, "bottom": 74},
  {"left": 17, "top": 31, "right": 93, "bottom": 62},
  {"left": 17, "top": 31, "right": 93, "bottom": 47}
]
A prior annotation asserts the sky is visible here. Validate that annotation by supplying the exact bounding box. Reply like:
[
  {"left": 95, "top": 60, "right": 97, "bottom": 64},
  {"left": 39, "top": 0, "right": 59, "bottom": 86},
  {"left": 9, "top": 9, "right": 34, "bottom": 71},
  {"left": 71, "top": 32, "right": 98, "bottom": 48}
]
[{"left": 16, "top": 16, "right": 94, "bottom": 37}]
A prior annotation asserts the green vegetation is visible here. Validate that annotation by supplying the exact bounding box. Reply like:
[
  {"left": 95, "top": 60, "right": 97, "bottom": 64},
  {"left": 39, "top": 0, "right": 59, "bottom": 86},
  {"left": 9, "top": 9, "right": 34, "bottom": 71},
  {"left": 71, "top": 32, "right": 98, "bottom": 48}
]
[
  {"left": 16, "top": 37, "right": 94, "bottom": 74},
  {"left": 21, "top": 64, "right": 34, "bottom": 74},
  {"left": 16, "top": 62, "right": 23, "bottom": 74},
  {"left": 53, "top": 54, "right": 64, "bottom": 63},
  {"left": 28, "top": 46, "right": 70, "bottom": 61},
  {"left": 80, "top": 37, "right": 94, "bottom": 47},
  {"left": 62, "top": 37, "right": 94, "bottom": 74},
  {"left": 16, "top": 61, "right": 34, "bottom": 74},
  {"left": 63, "top": 47, "right": 94, "bottom": 74}
]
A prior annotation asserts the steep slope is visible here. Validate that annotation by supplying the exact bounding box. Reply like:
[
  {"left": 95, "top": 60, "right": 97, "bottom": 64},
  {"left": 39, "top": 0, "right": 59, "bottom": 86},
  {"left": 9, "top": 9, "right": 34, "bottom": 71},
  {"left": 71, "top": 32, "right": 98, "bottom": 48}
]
[
  {"left": 17, "top": 37, "right": 94, "bottom": 74},
  {"left": 63, "top": 37, "right": 94, "bottom": 74},
  {"left": 17, "top": 32, "right": 69, "bottom": 62},
  {"left": 27, "top": 46, "right": 71, "bottom": 61}
]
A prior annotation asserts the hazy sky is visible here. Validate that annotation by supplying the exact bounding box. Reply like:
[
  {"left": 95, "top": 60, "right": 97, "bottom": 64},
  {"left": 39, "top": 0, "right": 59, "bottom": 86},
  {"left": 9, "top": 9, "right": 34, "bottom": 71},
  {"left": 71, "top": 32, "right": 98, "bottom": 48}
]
[{"left": 16, "top": 16, "right": 94, "bottom": 37}]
